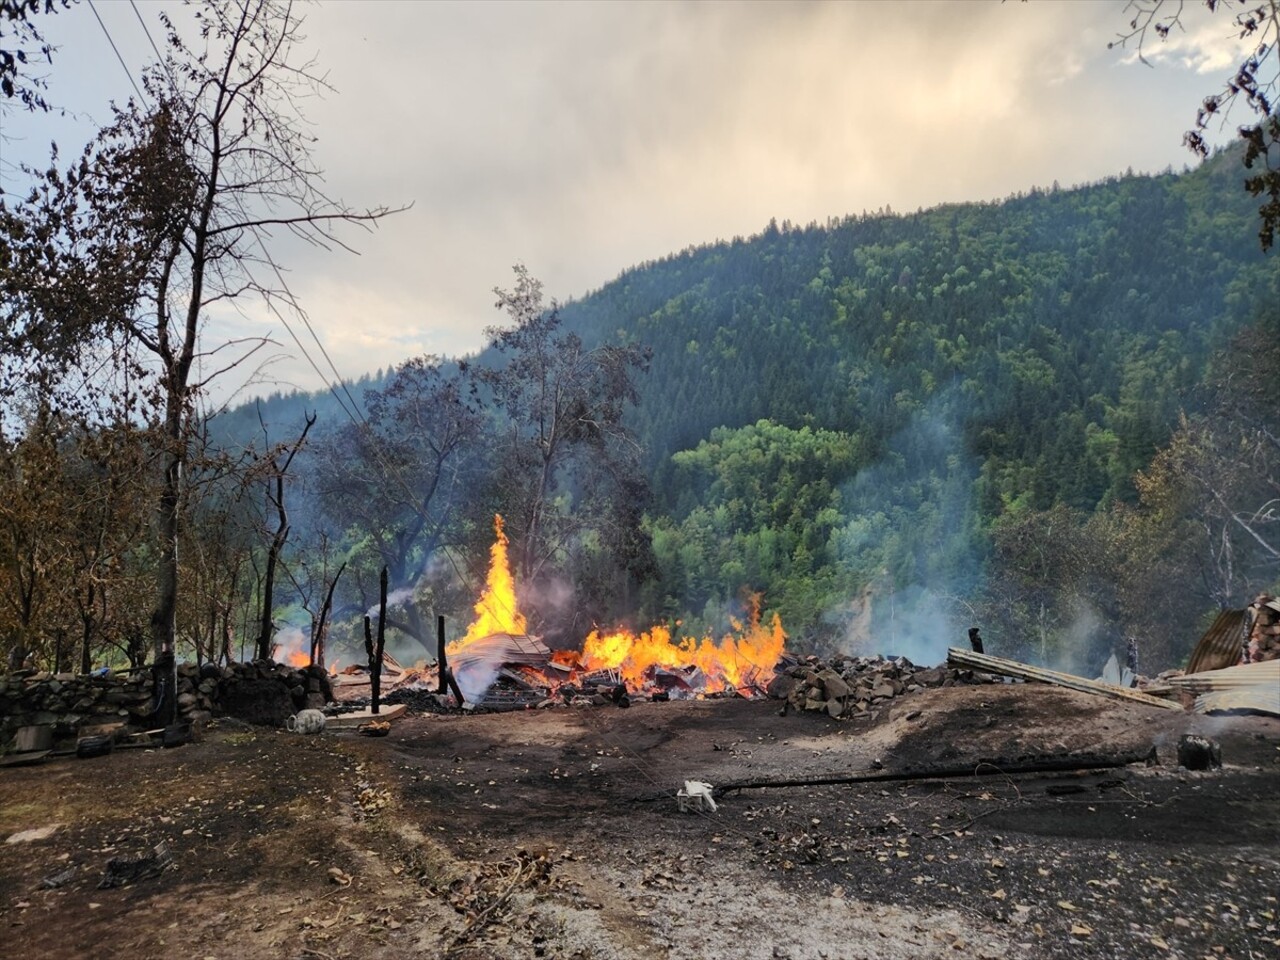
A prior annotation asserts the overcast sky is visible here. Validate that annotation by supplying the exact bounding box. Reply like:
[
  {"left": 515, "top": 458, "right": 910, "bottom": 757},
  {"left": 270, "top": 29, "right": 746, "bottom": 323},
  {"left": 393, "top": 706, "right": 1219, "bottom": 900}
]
[{"left": 0, "top": 0, "right": 1256, "bottom": 403}]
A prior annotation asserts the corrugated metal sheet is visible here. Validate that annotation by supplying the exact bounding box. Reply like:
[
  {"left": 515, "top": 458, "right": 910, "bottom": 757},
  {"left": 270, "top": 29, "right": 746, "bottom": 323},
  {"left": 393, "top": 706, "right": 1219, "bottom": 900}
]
[
  {"left": 1171, "top": 660, "right": 1280, "bottom": 716},
  {"left": 450, "top": 633, "right": 553, "bottom": 704},
  {"left": 1193, "top": 689, "right": 1280, "bottom": 716},
  {"left": 1186, "top": 609, "right": 1247, "bottom": 674}
]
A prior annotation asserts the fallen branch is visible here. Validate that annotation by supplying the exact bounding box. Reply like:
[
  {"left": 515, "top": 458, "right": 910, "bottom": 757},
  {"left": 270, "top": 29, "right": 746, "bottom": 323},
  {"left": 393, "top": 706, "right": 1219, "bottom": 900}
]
[{"left": 713, "top": 748, "right": 1157, "bottom": 798}]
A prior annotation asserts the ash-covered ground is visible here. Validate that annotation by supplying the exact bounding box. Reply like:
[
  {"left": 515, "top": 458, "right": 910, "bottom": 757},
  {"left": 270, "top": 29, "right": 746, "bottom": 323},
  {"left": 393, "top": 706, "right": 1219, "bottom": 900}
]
[{"left": 1, "top": 683, "right": 1276, "bottom": 960}]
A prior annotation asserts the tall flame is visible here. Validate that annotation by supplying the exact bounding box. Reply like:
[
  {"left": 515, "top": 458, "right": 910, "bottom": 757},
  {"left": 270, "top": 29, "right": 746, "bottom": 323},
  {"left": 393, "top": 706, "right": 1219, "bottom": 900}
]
[{"left": 448, "top": 514, "right": 526, "bottom": 653}]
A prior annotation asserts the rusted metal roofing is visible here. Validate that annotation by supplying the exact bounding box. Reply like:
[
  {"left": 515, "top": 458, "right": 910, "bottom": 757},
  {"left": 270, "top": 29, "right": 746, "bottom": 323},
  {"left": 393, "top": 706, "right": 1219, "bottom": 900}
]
[{"left": 1185, "top": 609, "right": 1247, "bottom": 674}]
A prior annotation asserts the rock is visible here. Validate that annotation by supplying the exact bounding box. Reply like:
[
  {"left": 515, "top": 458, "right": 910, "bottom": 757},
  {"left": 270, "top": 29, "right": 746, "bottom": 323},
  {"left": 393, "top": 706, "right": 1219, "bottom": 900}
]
[
  {"left": 767, "top": 674, "right": 798, "bottom": 700},
  {"left": 826, "top": 699, "right": 844, "bottom": 718},
  {"left": 818, "top": 669, "right": 850, "bottom": 700}
]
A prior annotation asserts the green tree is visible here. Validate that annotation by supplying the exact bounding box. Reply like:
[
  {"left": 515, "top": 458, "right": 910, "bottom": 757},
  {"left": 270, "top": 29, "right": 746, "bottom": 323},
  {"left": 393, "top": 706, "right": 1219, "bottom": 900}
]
[{"left": 1111, "top": 0, "right": 1280, "bottom": 249}]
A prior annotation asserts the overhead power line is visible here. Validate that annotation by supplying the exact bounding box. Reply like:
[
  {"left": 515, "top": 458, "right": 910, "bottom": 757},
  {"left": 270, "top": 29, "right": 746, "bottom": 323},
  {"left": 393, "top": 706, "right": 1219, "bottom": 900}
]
[{"left": 87, "top": 0, "right": 146, "bottom": 104}]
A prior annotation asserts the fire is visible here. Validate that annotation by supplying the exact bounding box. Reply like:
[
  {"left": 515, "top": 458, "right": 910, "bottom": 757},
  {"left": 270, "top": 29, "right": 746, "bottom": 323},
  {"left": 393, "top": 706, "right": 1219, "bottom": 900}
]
[
  {"left": 285, "top": 648, "right": 311, "bottom": 668},
  {"left": 581, "top": 595, "right": 786, "bottom": 693},
  {"left": 448, "top": 514, "right": 526, "bottom": 654},
  {"left": 448, "top": 513, "right": 788, "bottom": 697}
]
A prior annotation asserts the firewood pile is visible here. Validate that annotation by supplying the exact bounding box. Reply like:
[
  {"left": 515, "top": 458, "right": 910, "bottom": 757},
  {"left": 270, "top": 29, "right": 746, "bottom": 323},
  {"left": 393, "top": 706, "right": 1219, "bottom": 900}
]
[
  {"left": 1246, "top": 596, "right": 1280, "bottom": 663},
  {"left": 766, "top": 654, "right": 998, "bottom": 719}
]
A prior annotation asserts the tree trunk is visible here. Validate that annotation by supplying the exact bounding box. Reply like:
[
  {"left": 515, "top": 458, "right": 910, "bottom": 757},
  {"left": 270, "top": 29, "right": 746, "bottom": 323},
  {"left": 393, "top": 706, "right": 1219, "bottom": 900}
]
[{"left": 311, "top": 561, "right": 346, "bottom": 669}]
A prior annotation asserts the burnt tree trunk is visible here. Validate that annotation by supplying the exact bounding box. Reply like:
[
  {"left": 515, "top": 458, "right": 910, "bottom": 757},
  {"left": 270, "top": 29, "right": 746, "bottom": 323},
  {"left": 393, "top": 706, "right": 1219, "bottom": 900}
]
[
  {"left": 436, "top": 614, "right": 464, "bottom": 705},
  {"left": 256, "top": 412, "right": 316, "bottom": 661},
  {"left": 311, "top": 561, "right": 346, "bottom": 669},
  {"left": 436, "top": 614, "right": 448, "bottom": 695},
  {"left": 365, "top": 567, "right": 388, "bottom": 714}
]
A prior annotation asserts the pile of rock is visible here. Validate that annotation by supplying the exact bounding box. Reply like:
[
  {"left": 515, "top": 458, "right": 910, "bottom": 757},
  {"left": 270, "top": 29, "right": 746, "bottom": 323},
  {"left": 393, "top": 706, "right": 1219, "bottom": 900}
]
[
  {"left": 766, "top": 654, "right": 998, "bottom": 718},
  {"left": 0, "top": 670, "right": 154, "bottom": 748},
  {"left": 1246, "top": 596, "right": 1280, "bottom": 663},
  {"left": 0, "top": 659, "right": 339, "bottom": 751},
  {"left": 186, "top": 660, "right": 334, "bottom": 728}
]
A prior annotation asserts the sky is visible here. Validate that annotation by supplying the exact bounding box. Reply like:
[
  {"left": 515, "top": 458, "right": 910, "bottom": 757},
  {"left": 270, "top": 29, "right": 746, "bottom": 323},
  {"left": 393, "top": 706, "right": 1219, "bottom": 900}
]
[{"left": 0, "top": 0, "right": 1259, "bottom": 404}]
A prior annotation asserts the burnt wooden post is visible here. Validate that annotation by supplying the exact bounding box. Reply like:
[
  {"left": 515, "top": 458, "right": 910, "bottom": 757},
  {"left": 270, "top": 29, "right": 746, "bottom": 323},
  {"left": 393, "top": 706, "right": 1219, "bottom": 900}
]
[
  {"left": 436, "top": 615, "right": 447, "bottom": 694},
  {"left": 435, "top": 613, "right": 465, "bottom": 705},
  {"left": 366, "top": 567, "right": 389, "bottom": 714},
  {"left": 363, "top": 615, "right": 374, "bottom": 681}
]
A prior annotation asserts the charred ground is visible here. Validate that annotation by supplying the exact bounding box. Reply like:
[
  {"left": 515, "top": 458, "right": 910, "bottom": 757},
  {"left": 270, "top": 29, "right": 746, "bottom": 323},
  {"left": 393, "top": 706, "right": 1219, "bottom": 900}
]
[{"left": 1, "top": 684, "right": 1277, "bottom": 960}]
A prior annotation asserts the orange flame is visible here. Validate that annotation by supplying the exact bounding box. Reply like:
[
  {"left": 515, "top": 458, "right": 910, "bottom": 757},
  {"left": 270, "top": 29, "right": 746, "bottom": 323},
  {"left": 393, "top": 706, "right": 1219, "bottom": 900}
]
[
  {"left": 447, "top": 515, "right": 787, "bottom": 693},
  {"left": 582, "top": 596, "right": 786, "bottom": 692},
  {"left": 448, "top": 514, "right": 526, "bottom": 653},
  {"left": 285, "top": 648, "right": 310, "bottom": 668}
]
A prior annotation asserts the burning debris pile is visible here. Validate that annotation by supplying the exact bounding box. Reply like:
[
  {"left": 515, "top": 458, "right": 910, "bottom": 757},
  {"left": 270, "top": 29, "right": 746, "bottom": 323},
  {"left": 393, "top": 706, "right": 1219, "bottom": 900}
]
[
  {"left": 424, "top": 516, "right": 792, "bottom": 708},
  {"left": 766, "top": 655, "right": 997, "bottom": 718}
]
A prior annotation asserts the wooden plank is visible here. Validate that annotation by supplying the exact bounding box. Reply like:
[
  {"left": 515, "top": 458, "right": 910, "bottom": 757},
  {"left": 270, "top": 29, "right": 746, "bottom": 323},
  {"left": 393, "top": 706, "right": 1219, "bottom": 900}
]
[
  {"left": 324, "top": 703, "right": 407, "bottom": 728},
  {"left": 946, "top": 648, "right": 1185, "bottom": 711}
]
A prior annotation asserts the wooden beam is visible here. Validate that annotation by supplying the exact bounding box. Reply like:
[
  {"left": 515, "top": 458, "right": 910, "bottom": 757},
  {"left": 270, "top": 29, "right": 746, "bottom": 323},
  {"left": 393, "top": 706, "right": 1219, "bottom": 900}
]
[{"left": 946, "top": 648, "right": 1184, "bottom": 711}]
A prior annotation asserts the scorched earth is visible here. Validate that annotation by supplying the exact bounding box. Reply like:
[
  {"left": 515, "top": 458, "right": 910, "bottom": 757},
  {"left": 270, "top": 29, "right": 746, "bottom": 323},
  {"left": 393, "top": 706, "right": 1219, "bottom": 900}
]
[{"left": 1, "top": 683, "right": 1277, "bottom": 960}]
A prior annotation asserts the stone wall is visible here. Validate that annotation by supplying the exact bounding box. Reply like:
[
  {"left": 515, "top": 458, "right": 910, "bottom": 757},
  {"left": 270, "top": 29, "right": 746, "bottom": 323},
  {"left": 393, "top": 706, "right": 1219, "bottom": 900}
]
[{"left": 1, "top": 659, "right": 335, "bottom": 752}]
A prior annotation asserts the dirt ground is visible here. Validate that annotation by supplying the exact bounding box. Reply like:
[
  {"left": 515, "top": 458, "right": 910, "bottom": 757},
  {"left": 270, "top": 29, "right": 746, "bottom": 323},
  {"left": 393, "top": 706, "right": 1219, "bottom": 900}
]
[{"left": 1, "top": 683, "right": 1277, "bottom": 960}]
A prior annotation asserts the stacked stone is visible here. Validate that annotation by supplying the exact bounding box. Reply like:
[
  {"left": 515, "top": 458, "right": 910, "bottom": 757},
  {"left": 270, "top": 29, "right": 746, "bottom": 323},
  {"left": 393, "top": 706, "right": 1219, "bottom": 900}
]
[
  {"left": 1246, "top": 596, "right": 1280, "bottom": 663},
  {"left": 0, "top": 670, "right": 153, "bottom": 748},
  {"left": 189, "top": 660, "right": 333, "bottom": 728},
  {"left": 766, "top": 654, "right": 998, "bottom": 719},
  {"left": 1, "top": 659, "right": 337, "bottom": 751}
]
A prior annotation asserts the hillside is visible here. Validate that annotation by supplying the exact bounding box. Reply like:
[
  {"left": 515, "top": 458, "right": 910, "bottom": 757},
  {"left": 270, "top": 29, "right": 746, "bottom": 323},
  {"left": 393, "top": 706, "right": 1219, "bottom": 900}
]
[{"left": 209, "top": 150, "right": 1278, "bottom": 667}]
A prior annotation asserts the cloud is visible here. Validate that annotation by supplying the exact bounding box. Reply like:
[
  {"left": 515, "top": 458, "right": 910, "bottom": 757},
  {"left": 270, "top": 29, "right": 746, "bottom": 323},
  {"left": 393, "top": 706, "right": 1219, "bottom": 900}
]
[{"left": 2, "top": 0, "right": 1245, "bottom": 401}]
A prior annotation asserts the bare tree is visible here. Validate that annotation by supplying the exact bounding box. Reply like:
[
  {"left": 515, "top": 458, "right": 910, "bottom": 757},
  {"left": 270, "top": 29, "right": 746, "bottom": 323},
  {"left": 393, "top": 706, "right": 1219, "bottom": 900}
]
[
  {"left": 0, "top": 1, "right": 401, "bottom": 677},
  {"left": 254, "top": 408, "right": 314, "bottom": 660}
]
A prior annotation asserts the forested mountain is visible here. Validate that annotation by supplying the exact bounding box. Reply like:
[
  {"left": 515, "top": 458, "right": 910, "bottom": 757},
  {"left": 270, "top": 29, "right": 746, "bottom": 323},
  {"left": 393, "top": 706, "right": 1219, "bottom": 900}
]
[
  {"left": 210, "top": 149, "right": 1276, "bottom": 671},
  {"left": 5, "top": 149, "right": 1276, "bottom": 678},
  {"left": 563, "top": 153, "right": 1267, "bottom": 496}
]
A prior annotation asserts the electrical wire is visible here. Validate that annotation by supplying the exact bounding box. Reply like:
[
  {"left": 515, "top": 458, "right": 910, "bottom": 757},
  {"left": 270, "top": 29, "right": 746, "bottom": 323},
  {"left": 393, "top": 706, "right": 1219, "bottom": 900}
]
[{"left": 88, "top": 0, "right": 146, "bottom": 104}]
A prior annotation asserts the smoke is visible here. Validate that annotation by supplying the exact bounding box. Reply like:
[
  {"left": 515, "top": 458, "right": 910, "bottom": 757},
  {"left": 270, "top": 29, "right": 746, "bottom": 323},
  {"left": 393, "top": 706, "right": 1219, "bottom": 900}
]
[
  {"left": 366, "top": 586, "right": 416, "bottom": 618},
  {"left": 832, "top": 385, "right": 982, "bottom": 663},
  {"left": 452, "top": 660, "right": 504, "bottom": 703},
  {"left": 843, "top": 582, "right": 959, "bottom": 667},
  {"left": 271, "top": 624, "right": 309, "bottom": 663}
]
